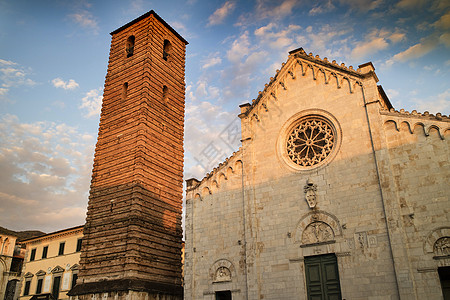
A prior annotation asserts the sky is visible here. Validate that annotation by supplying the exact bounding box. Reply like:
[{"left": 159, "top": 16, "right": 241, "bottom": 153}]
[{"left": 0, "top": 0, "right": 449, "bottom": 233}]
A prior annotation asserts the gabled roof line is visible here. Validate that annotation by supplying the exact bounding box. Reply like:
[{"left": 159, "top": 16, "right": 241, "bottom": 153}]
[
  {"left": 377, "top": 85, "right": 393, "bottom": 110},
  {"left": 289, "top": 48, "right": 364, "bottom": 78},
  {"left": 239, "top": 55, "right": 289, "bottom": 118},
  {"left": 240, "top": 47, "right": 370, "bottom": 119},
  {"left": 186, "top": 148, "right": 243, "bottom": 191}
]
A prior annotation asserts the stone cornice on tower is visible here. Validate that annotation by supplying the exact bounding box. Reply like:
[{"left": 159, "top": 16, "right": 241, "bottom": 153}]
[{"left": 110, "top": 10, "right": 188, "bottom": 45}]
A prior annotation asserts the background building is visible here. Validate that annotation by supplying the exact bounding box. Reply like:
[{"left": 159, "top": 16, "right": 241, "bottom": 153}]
[
  {"left": 184, "top": 48, "right": 450, "bottom": 300},
  {"left": 19, "top": 226, "right": 83, "bottom": 300},
  {"left": 1, "top": 234, "right": 25, "bottom": 300}
]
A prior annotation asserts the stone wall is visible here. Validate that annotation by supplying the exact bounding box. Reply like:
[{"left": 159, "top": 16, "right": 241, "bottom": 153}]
[{"left": 379, "top": 111, "right": 450, "bottom": 299}]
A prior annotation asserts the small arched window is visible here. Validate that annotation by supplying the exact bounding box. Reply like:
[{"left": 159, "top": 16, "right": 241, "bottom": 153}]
[
  {"left": 122, "top": 82, "right": 128, "bottom": 100},
  {"left": 163, "top": 39, "right": 171, "bottom": 61},
  {"left": 126, "top": 36, "right": 135, "bottom": 57},
  {"left": 162, "top": 85, "right": 168, "bottom": 103}
]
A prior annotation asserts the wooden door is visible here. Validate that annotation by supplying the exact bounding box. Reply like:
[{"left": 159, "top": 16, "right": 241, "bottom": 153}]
[
  {"left": 439, "top": 266, "right": 450, "bottom": 300},
  {"left": 215, "top": 290, "right": 232, "bottom": 300},
  {"left": 52, "top": 276, "right": 61, "bottom": 300},
  {"left": 304, "top": 254, "right": 341, "bottom": 300}
]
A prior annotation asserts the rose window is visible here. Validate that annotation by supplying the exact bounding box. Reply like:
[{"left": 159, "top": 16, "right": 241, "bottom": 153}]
[{"left": 286, "top": 117, "right": 335, "bottom": 167}]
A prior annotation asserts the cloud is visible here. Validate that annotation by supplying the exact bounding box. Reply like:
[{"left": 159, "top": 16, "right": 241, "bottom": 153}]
[
  {"left": 255, "top": 23, "right": 275, "bottom": 36},
  {"left": 431, "top": 0, "right": 450, "bottom": 12},
  {"left": 416, "top": 21, "right": 431, "bottom": 31},
  {"left": 440, "top": 32, "right": 450, "bottom": 47},
  {"left": 390, "top": 35, "right": 440, "bottom": 63},
  {"left": 309, "top": 0, "right": 335, "bottom": 15},
  {"left": 223, "top": 49, "right": 268, "bottom": 101},
  {"left": 79, "top": 88, "right": 102, "bottom": 118},
  {"left": 202, "top": 56, "right": 222, "bottom": 69},
  {"left": 411, "top": 88, "right": 450, "bottom": 115},
  {"left": 351, "top": 28, "right": 408, "bottom": 60},
  {"left": 171, "top": 21, "right": 187, "bottom": 32},
  {"left": 351, "top": 30, "right": 390, "bottom": 60},
  {"left": 0, "top": 114, "right": 94, "bottom": 232},
  {"left": 0, "top": 60, "right": 36, "bottom": 99},
  {"left": 221, "top": 31, "right": 272, "bottom": 100},
  {"left": 194, "top": 80, "right": 220, "bottom": 100},
  {"left": 128, "top": 0, "right": 144, "bottom": 14},
  {"left": 383, "top": 7, "right": 450, "bottom": 67},
  {"left": 396, "top": 0, "right": 427, "bottom": 9},
  {"left": 0, "top": 59, "right": 16, "bottom": 66},
  {"left": 439, "top": 32, "right": 450, "bottom": 48},
  {"left": 227, "top": 31, "right": 251, "bottom": 63},
  {"left": 300, "top": 24, "right": 352, "bottom": 61},
  {"left": 184, "top": 98, "right": 237, "bottom": 178},
  {"left": 434, "top": 11, "right": 450, "bottom": 30},
  {"left": 386, "top": 89, "right": 400, "bottom": 100},
  {"left": 52, "top": 78, "right": 79, "bottom": 90},
  {"left": 256, "top": 0, "right": 300, "bottom": 19},
  {"left": 69, "top": 10, "right": 99, "bottom": 33},
  {"left": 339, "top": 0, "right": 383, "bottom": 11},
  {"left": 208, "top": 1, "right": 236, "bottom": 26},
  {"left": 255, "top": 23, "right": 301, "bottom": 49},
  {"left": 389, "top": 32, "right": 406, "bottom": 43}
]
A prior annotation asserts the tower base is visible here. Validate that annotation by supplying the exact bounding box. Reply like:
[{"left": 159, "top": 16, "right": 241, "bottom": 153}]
[{"left": 68, "top": 279, "right": 183, "bottom": 300}]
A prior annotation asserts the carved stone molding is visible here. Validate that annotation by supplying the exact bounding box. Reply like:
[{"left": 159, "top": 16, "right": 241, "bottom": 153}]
[
  {"left": 382, "top": 118, "right": 449, "bottom": 140},
  {"left": 304, "top": 179, "right": 317, "bottom": 209},
  {"left": 214, "top": 266, "right": 232, "bottom": 282},
  {"left": 209, "top": 259, "right": 236, "bottom": 284},
  {"left": 294, "top": 210, "right": 343, "bottom": 244},
  {"left": 203, "top": 289, "right": 240, "bottom": 295},
  {"left": 301, "top": 221, "right": 334, "bottom": 245},
  {"left": 424, "top": 227, "right": 450, "bottom": 254},
  {"left": 335, "top": 252, "right": 351, "bottom": 257},
  {"left": 434, "top": 237, "right": 450, "bottom": 256},
  {"left": 51, "top": 265, "right": 64, "bottom": 273},
  {"left": 355, "top": 232, "right": 368, "bottom": 249},
  {"left": 417, "top": 267, "right": 437, "bottom": 273}
]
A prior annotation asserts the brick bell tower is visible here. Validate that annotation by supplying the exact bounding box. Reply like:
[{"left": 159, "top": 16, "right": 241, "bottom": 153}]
[{"left": 69, "top": 11, "right": 187, "bottom": 300}]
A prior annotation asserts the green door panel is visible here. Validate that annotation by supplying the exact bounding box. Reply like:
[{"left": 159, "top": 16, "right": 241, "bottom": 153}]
[{"left": 305, "top": 254, "right": 342, "bottom": 300}]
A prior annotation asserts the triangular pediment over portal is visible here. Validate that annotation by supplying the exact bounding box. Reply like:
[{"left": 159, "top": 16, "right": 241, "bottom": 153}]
[{"left": 51, "top": 265, "right": 64, "bottom": 273}]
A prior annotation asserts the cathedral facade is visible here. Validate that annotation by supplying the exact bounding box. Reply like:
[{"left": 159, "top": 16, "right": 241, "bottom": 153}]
[{"left": 184, "top": 48, "right": 450, "bottom": 300}]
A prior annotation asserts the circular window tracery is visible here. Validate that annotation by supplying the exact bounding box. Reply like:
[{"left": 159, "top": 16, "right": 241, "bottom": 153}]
[{"left": 286, "top": 116, "right": 335, "bottom": 167}]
